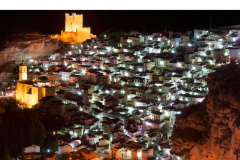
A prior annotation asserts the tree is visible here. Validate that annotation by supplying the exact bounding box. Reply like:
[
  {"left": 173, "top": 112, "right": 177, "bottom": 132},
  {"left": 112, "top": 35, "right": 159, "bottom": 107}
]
[
  {"left": 230, "top": 58, "right": 236, "bottom": 66},
  {"left": 151, "top": 66, "right": 162, "bottom": 74},
  {"left": 59, "top": 80, "right": 66, "bottom": 84},
  {"left": 18, "top": 150, "right": 26, "bottom": 160},
  {"left": 5, "top": 65, "right": 15, "bottom": 73},
  {"left": 65, "top": 132, "right": 71, "bottom": 138},
  {"left": 129, "top": 30, "right": 140, "bottom": 35},
  {"left": 3, "top": 144, "right": 9, "bottom": 158},
  {"left": 100, "top": 28, "right": 125, "bottom": 40},
  {"left": 0, "top": 98, "right": 46, "bottom": 158},
  {"left": 4, "top": 154, "right": 11, "bottom": 160},
  {"left": 40, "top": 156, "right": 44, "bottom": 160},
  {"left": 156, "top": 150, "right": 163, "bottom": 155},
  {"left": 98, "top": 84, "right": 103, "bottom": 89},
  {"left": 175, "top": 46, "right": 186, "bottom": 53},
  {"left": 49, "top": 140, "right": 60, "bottom": 152}
]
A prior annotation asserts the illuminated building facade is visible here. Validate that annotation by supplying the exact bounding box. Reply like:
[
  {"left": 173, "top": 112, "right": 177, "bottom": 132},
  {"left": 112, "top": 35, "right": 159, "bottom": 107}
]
[
  {"left": 16, "top": 60, "right": 57, "bottom": 107},
  {"left": 19, "top": 60, "right": 27, "bottom": 81},
  {"left": 60, "top": 13, "right": 96, "bottom": 44},
  {"left": 65, "top": 13, "right": 83, "bottom": 32}
]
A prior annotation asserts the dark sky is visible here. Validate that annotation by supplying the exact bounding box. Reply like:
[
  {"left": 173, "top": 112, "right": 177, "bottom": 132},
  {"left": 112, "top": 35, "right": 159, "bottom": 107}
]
[{"left": 0, "top": 10, "right": 240, "bottom": 42}]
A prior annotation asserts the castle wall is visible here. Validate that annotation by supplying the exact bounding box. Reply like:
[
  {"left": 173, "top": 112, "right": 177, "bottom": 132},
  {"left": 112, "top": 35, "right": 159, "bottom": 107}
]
[
  {"left": 60, "top": 13, "right": 96, "bottom": 44},
  {"left": 65, "top": 13, "right": 83, "bottom": 32},
  {"left": 76, "top": 27, "right": 91, "bottom": 43},
  {"left": 60, "top": 30, "right": 77, "bottom": 44},
  {"left": 60, "top": 27, "right": 91, "bottom": 44}
]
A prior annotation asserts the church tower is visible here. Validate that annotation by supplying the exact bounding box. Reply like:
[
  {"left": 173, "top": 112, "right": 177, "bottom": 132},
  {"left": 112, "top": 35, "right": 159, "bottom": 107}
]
[{"left": 19, "top": 60, "right": 27, "bottom": 81}]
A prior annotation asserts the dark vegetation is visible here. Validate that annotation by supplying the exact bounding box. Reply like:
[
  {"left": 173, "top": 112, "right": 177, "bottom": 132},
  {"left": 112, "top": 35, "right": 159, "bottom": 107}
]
[
  {"left": 0, "top": 98, "right": 46, "bottom": 158},
  {"left": 99, "top": 28, "right": 125, "bottom": 40},
  {"left": 0, "top": 64, "right": 17, "bottom": 74},
  {"left": 175, "top": 46, "right": 187, "bottom": 53},
  {"left": 41, "top": 134, "right": 60, "bottom": 153},
  {"left": 17, "top": 43, "right": 30, "bottom": 50},
  {"left": 176, "top": 102, "right": 206, "bottom": 120},
  {"left": 40, "top": 116, "right": 65, "bottom": 132},
  {"left": 215, "top": 59, "right": 238, "bottom": 75}
]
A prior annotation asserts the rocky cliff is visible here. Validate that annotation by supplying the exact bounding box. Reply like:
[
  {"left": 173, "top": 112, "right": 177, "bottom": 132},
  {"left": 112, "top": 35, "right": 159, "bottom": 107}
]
[
  {"left": 0, "top": 34, "right": 62, "bottom": 67},
  {"left": 171, "top": 64, "right": 240, "bottom": 160}
]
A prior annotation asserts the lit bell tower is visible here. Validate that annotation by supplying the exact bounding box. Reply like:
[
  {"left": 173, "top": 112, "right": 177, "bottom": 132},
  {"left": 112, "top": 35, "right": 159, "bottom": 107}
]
[{"left": 19, "top": 60, "right": 27, "bottom": 81}]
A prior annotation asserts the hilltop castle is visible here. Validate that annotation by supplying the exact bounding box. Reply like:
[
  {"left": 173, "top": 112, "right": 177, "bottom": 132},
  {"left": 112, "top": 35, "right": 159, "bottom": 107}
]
[{"left": 59, "top": 13, "right": 96, "bottom": 44}]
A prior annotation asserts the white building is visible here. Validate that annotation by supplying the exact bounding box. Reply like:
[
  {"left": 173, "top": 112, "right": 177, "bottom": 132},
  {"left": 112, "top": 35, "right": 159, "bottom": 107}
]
[
  {"left": 227, "top": 48, "right": 240, "bottom": 59},
  {"left": 228, "top": 32, "right": 240, "bottom": 42},
  {"left": 194, "top": 29, "right": 208, "bottom": 39},
  {"left": 60, "top": 70, "right": 72, "bottom": 82},
  {"left": 128, "top": 35, "right": 144, "bottom": 46},
  {"left": 23, "top": 143, "right": 40, "bottom": 153},
  {"left": 58, "top": 144, "right": 72, "bottom": 154}
]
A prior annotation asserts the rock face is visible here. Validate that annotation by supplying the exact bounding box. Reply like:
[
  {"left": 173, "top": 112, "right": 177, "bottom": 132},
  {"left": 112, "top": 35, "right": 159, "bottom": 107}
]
[
  {"left": 171, "top": 64, "right": 240, "bottom": 160},
  {"left": 0, "top": 35, "right": 61, "bottom": 67}
]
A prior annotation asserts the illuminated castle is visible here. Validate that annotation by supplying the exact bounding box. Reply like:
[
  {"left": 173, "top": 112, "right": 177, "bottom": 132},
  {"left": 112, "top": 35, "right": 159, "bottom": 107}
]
[
  {"left": 60, "top": 13, "right": 96, "bottom": 44},
  {"left": 16, "top": 60, "right": 57, "bottom": 107}
]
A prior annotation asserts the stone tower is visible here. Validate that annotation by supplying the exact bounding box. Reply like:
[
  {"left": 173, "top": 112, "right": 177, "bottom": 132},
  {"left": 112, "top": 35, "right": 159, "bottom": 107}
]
[
  {"left": 60, "top": 13, "right": 96, "bottom": 44},
  {"left": 19, "top": 60, "right": 27, "bottom": 81},
  {"left": 65, "top": 13, "right": 83, "bottom": 32}
]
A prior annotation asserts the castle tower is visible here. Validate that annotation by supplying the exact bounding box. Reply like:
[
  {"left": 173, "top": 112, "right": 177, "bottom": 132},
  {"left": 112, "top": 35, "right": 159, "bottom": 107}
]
[
  {"left": 19, "top": 60, "right": 27, "bottom": 81},
  {"left": 65, "top": 13, "right": 83, "bottom": 32}
]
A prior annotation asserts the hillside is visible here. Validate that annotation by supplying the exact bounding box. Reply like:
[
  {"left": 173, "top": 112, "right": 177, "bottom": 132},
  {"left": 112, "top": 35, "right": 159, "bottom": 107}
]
[
  {"left": 0, "top": 34, "right": 66, "bottom": 67},
  {"left": 171, "top": 64, "right": 240, "bottom": 160}
]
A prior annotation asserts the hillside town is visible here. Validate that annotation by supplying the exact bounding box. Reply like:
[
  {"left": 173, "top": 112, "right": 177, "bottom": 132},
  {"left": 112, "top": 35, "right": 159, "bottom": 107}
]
[{"left": 1, "top": 13, "right": 240, "bottom": 160}]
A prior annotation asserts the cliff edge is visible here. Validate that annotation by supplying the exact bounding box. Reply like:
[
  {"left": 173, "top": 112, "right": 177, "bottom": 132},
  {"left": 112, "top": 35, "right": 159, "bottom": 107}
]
[
  {"left": 171, "top": 64, "right": 240, "bottom": 160},
  {"left": 0, "top": 34, "right": 65, "bottom": 67}
]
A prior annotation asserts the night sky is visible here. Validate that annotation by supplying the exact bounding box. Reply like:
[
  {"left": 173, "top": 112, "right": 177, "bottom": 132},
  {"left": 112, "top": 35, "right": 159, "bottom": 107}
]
[{"left": 0, "top": 10, "right": 240, "bottom": 43}]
